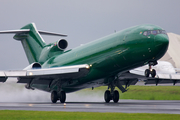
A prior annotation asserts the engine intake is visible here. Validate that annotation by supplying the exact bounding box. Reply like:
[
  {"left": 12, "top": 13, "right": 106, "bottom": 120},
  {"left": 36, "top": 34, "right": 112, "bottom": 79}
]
[
  {"left": 57, "top": 39, "right": 68, "bottom": 50},
  {"left": 24, "top": 62, "right": 41, "bottom": 70}
]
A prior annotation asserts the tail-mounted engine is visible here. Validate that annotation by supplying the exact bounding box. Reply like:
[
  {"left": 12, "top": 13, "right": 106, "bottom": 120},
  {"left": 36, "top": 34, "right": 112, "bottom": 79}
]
[
  {"left": 39, "top": 39, "right": 68, "bottom": 63},
  {"left": 23, "top": 62, "right": 41, "bottom": 70},
  {"left": 57, "top": 39, "right": 68, "bottom": 50},
  {"left": 52, "top": 39, "right": 68, "bottom": 51}
]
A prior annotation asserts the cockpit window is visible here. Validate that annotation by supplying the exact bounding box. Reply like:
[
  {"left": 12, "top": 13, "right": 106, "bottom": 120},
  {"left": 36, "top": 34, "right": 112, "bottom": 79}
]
[
  {"left": 160, "top": 30, "right": 167, "bottom": 34},
  {"left": 143, "top": 30, "right": 167, "bottom": 36},
  {"left": 147, "top": 31, "right": 151, "bottom": 35},
  {"left": 143, "top": 31, "right": 147, "bottom": 36},
  {"left": 151, "top": 30, "right": 157, "bottom": 35}
]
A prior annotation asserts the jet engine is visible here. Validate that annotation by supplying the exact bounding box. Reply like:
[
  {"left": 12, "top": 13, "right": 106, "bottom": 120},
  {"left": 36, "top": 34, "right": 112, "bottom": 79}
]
[
  {"left": 55, "top": 39, "right": 68, "bottom": 50},
  {"left": 23, "top": 62, "right": 41, "bottom": 70}
]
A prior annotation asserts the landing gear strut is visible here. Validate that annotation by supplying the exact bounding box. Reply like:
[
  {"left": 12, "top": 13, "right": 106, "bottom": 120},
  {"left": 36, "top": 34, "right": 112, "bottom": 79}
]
[
  {"left": 51, "top": 91, "right": 66, "bottom": 103},
  {"left": 145, "top": 61, "right": 157, "bottom": 78}
]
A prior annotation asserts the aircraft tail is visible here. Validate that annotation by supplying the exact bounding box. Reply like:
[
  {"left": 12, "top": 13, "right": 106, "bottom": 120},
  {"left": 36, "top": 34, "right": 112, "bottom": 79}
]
[
  {"left": 0, "top": 23, "right": 67, "bottom": 64},
  {"left": 14, "top": 23, "right": 45, "bottom": 63}
]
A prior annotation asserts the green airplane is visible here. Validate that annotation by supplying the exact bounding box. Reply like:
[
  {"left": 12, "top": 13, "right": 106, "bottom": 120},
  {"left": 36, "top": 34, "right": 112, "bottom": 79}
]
[{"left": 0, "top": 23, "right": 174, "bottom": 103}]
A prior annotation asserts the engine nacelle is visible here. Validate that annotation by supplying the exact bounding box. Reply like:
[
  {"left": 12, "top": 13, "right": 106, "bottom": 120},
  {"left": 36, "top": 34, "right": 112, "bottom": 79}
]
[
  {"left": 50, "top": 39, "right": 68, "bottom": 52},
  {"left": 56, "top": 39, "right": 68, "bottom": 50},
  {"left": 23, "top": 62, "right": 41, "bottom": 70}
]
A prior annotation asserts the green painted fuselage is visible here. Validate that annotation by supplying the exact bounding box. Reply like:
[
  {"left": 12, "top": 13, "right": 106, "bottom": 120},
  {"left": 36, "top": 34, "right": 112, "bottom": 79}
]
[
  {"left": 36, "top": 25, "right": 168, "bottom": 92},
  {"left": 15, "top": 24, "right": 169, "bottom": 93}
]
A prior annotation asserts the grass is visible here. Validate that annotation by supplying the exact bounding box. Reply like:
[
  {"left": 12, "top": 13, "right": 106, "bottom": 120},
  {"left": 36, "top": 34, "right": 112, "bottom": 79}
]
[
  {"left": 82, "top": 85, "right": 180, "bottom": 100},
  {"left": 0, "top": 110, "right": 179, "bottom": 120},
  {"left": 121, "top": 85, "right": 180, "bottom": 100}
]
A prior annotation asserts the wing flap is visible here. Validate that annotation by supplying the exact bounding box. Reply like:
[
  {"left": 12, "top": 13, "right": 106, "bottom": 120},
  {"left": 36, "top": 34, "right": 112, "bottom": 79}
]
[
  {"left": 144, "top": 79, "right": 180, "bottom": 85},
  {"left": 119, "top": 79, "right": 138, "bottom": 86}
]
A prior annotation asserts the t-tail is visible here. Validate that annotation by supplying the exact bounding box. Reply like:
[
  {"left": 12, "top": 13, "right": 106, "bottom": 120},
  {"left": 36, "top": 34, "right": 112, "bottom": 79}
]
[{"left": 0, "top": 23, "right": 67, "bottom": 64}]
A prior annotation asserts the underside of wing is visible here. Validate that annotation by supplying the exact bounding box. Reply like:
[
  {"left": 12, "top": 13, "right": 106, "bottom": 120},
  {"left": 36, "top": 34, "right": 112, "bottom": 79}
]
[
  {"left": 0, "top": 64, "right": 90, "bottom": 86},
  {"left": 129, "top": 69, "right": 180, "bottom": 85},
  {"left": 144, "top": 78, "right": 180, "bottom": 85}
]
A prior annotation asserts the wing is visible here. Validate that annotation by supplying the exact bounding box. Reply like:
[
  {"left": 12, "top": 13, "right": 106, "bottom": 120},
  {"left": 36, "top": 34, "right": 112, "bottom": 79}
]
[
  {"left": 118, "top": 61, "right": 180, "bottom": 89},
  {"left": 126, "top": 68, "right": 180, "bottom": 86},
  {"left": 0, "top": 64, "right": 90, "bottom": 90}
]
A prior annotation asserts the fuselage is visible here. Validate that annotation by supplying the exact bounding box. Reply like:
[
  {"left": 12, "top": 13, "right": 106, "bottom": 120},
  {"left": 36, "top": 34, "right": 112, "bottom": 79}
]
[{"left": 38, "top": 24, "right": 169, "bottom": 92}]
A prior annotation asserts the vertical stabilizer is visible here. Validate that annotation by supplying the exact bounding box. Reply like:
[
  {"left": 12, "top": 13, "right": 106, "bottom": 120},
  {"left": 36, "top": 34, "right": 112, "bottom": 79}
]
[{"left": 13, "top": 23, "right": 46, "bottom": 64}]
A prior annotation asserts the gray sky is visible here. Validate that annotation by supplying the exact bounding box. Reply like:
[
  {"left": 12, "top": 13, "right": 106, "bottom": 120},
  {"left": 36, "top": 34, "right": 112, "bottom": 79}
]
[{"left": 0, "top": 0, "right": 180, "bottom": 70}]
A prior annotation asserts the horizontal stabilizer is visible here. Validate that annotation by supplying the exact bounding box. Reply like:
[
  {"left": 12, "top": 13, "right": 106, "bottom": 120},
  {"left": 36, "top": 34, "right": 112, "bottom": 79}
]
[
  {"left": 38, "top": 30, "right": 67, "bottom": 37},
  {"left": 0, "top": 29, "right": 30, "bottom": 34},
  {"left": 0, "top": 29, "right": 67, "bottom": 37}
]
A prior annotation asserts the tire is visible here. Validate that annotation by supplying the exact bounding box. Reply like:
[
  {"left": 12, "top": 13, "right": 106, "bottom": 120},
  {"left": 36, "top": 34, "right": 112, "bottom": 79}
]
[
  {"left": 60, "top": 91, "right": 66, "bottom": 103},
  {"left": 51, "top": 91, "right": 58, "bottom": 103},
  {"left": 151, "top": 69, "right": 156, "bottom": 78},
  {"left": 104, "top": 90, "right": 111, "bottom": 103},
  {"left": 145, "top": 69, "right": 150, "bottom": 77},
  {"left": 113, "top": 90, "right": 119, "bottom": 103}
]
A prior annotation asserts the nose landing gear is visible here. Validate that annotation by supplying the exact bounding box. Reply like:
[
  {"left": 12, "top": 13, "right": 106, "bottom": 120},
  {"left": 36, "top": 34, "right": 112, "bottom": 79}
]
[{"left": 145, "top": 61, "right": 157, "bottom": 78}]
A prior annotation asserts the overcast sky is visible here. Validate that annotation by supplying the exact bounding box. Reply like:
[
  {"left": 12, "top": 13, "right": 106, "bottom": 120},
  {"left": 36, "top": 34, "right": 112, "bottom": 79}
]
[{"left": 0, "top": 0, "right": 180, "bottom": 70}]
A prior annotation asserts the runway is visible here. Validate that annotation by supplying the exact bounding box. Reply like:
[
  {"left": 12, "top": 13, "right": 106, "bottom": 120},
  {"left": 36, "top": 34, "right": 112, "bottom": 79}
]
[{"left": 0, "top": 100, "right": 180, "bottom": 114}]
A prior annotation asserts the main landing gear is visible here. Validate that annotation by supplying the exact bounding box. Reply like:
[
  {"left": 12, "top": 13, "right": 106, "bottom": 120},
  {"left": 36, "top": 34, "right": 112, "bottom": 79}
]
[
  {"left": 145, "top": 61, "right": 157, "bottom": 78},
  {"left": 104, "top": 90, "right": 119, "bottom": 103},
  {"left": 104, "top": 79, "right": 127, "bottom": 103},
  {"left": 51, "top": 91, "right": 66, "bottom": 103}
]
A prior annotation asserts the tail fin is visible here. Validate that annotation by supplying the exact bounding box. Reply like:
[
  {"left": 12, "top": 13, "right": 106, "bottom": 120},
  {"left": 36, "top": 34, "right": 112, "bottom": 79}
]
[
  {"left": 0, "top": 23, "right": 67, "bottom": 64},
  {"left": 14, "top": 23, "right": 46, "bottom": 64}
]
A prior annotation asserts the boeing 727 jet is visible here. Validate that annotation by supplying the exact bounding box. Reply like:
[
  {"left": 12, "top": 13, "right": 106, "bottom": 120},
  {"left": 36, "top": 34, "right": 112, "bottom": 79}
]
[{"left": 0, "top": 23, "right": 179, "bottom": 103}]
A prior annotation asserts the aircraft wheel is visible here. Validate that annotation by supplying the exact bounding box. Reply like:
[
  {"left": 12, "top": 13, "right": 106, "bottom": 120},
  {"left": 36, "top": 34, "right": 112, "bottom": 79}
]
[
  {"left": 60, "top": 91, "right": 66, "bottom": 103},
  {"left": 145, "top": 69, "right": 150, "bottom": 77},
  {"left": 104, "top": 90, "right": 111, "bottom": 103},
  {"left": 151, "top": 69, "right": 156, "bottom": 78},
  {"left": 51, "top": 91, "right": 58, "bottom": 103},
  {"left": 113, "top": 90, "right": 119, "bottom": 103}
]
